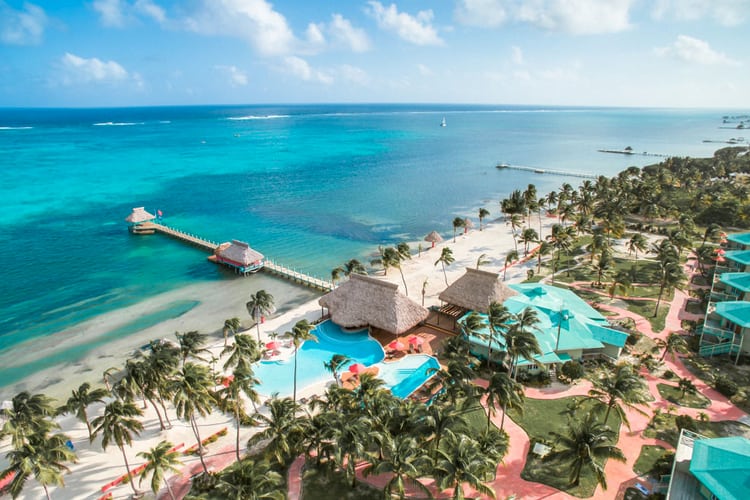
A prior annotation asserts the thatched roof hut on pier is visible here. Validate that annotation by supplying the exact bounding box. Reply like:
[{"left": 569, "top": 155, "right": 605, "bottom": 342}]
[
  {"left": 125, "top": 207, "right": 156, "bottom": 233},
  {"left": 319, "top": 273, "right": 428, "bottom": 335},
  {"left": 214, "top": 240, "right": 265, "bottom": 274}
]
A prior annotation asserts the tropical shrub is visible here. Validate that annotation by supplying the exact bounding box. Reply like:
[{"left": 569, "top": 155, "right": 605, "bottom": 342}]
[
  {"left": 662, "top": 370, "right": 675, "bottom": 380},
  {"left": 675, "top": 415, "right": 696, "bottom": 432},
  {"left": 560, "top": 361, "right": 584, "bottom": 381},
  {"left": 714, "top": 374, "right": 738, "bottom": 397}
]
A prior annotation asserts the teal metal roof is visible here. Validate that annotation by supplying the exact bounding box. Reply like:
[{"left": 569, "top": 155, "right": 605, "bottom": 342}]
[
  {"left": 715, "top": 301, "right": 750, "bottom": 328},
  {"left": 589, "top": 323, "right": 629, "bottom": 348},
  {"left": 516, "top": 351, "right": 563, "bottom": 366},
  {"left": 719, "top": 272, "right": 750, "bottom": 293},
  {"left": 724, "top": 250, "right": 750, "bottom": 267},
  {"left": 509, "top": 284, "right": 607, "bottom": 322},
  {"left": 727, "top": 232, "right": 750, "bottom": 247},
  {"left": 690, "top": 437, "right": 750, "bottom": 500}
]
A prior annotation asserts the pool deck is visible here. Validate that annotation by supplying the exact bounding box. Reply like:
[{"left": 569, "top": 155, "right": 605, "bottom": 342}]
[{"left": 370, "top": 320, "right": 455, "bottom": 362}]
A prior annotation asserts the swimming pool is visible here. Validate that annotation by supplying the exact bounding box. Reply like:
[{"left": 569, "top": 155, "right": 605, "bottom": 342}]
[
  {"left": 375, "top": 355, "right": 441, "bottom": 399},
  {"left": 252, "top": 321, "right": 441, "bottom": 400},
  {"left": 253, "top": 320, "right": 384, "bottom": 397}
]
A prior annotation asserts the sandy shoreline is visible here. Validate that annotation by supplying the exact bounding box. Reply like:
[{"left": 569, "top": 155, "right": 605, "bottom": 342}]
[{"left": 0, "top": 215, "right": 550, "bottom": 499}]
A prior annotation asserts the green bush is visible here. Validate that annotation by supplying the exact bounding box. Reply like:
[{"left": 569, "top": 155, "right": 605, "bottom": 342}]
[
  {"left": 663, "top": 370, "right": 675, "bottom": 380},
  {"left": 627, "top": 331, "right": 642, "bottom": 346},
  {"left": 675, "top": 414, "right": 696, "bottom": 432},
  {"left": 687, "top": 335, "right": 701, "bottom": 353},
  {"left": 652, "top": 451, "right": 675, "bottom": 478},
  {"left": 561, "top": 360, "right": 584, "bottom": 380},
  {"left": 714, "top": 374, "right": 738, "bottom": 397}
]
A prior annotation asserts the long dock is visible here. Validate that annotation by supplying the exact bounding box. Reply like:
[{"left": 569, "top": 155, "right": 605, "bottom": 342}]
[
  {"left": 131, "top": 221, "right": 333, "bottom": 292},
  {"left": 496, "top": 163, "right": 597, "bottom": 179}
]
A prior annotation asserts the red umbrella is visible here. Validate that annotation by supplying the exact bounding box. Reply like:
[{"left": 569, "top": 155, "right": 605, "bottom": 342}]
[
  {"left": 265, "top": 341, "right": 279, "bottom": 350},
  {"left": 388, "top": 340, "right": 406, "bottom": 351},
  {"left": 408, "top": 336, "right": 424, "bottom": 345},
  {"left": 715, "top": 255, "right": 726, "bottom": 263},
  {"left": 221, "top": 375, "right": 234, "bottom": 387},
  {"left": 349, "top": 363, "right": 365, "bottom": 374},
  {"left": 714, "top": 248, "right": 726, "bottom": 255}
]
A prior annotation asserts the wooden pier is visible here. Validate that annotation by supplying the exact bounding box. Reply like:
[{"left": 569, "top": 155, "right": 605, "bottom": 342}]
[
  {"left": 130, "top": 220, "right": 333, "bottom": 292},
  {"left": 496, "top": 163, "right": 597, "bottom": 179}
]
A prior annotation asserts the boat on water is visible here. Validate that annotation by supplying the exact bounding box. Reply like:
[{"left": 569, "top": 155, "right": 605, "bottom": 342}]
[
  {"left": 496, "top": 163, "right": 510, "bottom": 169},
  {"left": 440, "top": 117, "right": 446, "bottom": 127}
]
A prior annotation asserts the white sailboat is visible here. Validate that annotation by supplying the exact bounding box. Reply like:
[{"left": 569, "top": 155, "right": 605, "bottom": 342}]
[{"left": 440, "top": 116, "right": 446, "bottom": 127}]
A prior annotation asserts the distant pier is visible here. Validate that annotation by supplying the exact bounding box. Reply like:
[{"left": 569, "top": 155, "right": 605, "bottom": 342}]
[
  {"left": 126, "top": 209, "right": 333, "bottom": 292},
  {"left": 597, "top": 148, "right": 668, "bottom": 158},
  {"left": 495, "top": 163, "right": 597, "bottom": 179}
]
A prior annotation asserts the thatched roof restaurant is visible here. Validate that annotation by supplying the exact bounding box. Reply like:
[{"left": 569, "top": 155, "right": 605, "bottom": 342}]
[
  {"left": 214, "top": 240, "right": 265, "bottom": 274},
  {"left": 438, "top": 268, "right": 518, "bottom": 314},
  {"left": 319, "top": 273, "right": 428, "bottom": 335},
  {"left": 125, "top": 207, "right": 155, "bottom": 225}
]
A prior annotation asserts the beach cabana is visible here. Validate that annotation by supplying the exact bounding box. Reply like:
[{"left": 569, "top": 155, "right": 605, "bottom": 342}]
[
  {"left": 424, "top": 231, "right": 443, "bottom": 249},
  {"left": 438, "top": 268, "right": 517, "bottom": 316},
  {"left": 319, "top": 273, "right": 428, "bottom": 335},
  {"left": 214, "top": 240, "right": 265, "bottom": 274},
  {"left": 125, "top": 207, "right": 156, "bottom": 233}
]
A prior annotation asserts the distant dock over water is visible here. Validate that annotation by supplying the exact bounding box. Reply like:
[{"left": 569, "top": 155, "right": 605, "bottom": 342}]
[
  {"left": 596, "top": 147, "right": 668, "bottom": 158},
  {"left": 125, "top": 207, "right": 333, "bottom": 292},
  {"left": 495, "top": 163, "right": 597, "bottom": 179}
]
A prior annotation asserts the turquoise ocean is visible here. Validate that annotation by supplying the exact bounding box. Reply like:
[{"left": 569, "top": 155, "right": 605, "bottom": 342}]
[{"left": 0, "top": 104, "right": 739, "bottom": 393}]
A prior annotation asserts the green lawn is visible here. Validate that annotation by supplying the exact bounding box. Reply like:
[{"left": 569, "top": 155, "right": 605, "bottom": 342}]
[
  {"left": 632, "top": 445, "right": 668, "bottom": 476},
  {"left": 643, "top": 414, "right": 746, "bottom": 447},
  {"left": 657, "top": 383, "right": 710, "bottom": 409},
  {"left": 507, "top": 397, "right": 622, "bottom": 498},
  {"left": 302, "top": 466, "right": 383, "bottom": 500},
  {"left": 621, "top": 298, "right": 668, "bottom": 333}
]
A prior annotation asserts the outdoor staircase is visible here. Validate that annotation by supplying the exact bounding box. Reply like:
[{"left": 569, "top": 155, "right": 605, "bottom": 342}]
[{"left": 699, "top": 342, "right": 740, "bottom": 357}]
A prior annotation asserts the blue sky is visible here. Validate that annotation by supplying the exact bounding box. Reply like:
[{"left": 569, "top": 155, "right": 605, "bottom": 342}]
[{"left": 1, "top": 0, "right": 748, "bottom": 108}]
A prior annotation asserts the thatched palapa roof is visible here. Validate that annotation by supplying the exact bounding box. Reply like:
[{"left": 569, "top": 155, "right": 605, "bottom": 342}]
[
  {"left": 438, "top": 268, "right": 517, "bottom": 313},
  {"left": 319, "top": 273, "right": 428, "bottom": 334},
  {"left": 125, "top": 207, "right": 155, "bottom": 224},
  {"left": 424, "top": 231, "right": 443, "bottom": 243},
  {"left": 216, "top": 240, "right": 264, "bottom": 266}
]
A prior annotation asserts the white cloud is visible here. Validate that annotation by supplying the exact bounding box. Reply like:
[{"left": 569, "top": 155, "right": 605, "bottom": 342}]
[
  {"left": 454, "top": 0, "right": 509, "bottom": 27},
  {"left": 215, "top": 65, "right": 248, "bottom": 86},
  {"left": 93, "top": 0, "right": 127, "bottom": 27},
  {"left": 517, "top": 0, "right": 634, "bottom": 34},
  {"left": 652, "top": 0, "right": 747, "bottom": 27},
  {"left": 338, "top": 64, "right": 369, "bottom": 85},
  {"left": 0, "top": 1, "right": 48, "bottom": 45},
  {"left": 60, "top": 52, "right": 130, "bottom": 84},
  {"left": 417, "top": 63, "right": 433, "bottom": 76},
  {"left": 511, "top": 45, "right": 524, "bottom": 65},
  {"left": 135, "top": 0, "right": 166, "bottom": 23},
  {"left": 282, "top": 56, "right": 333, "bottom": 84},
  {"left": 186, "top": 0, "right": 295, "bottom": 56},
  {"left": 366, "top": 1, "right": 443, "bottom": 46},
  {"left": 329, "top": 14, "right": 370, "bottom": 52},
  {"left": 305, "top": 22, "right": 326, "bottom": 47},
  {"left": 655, "top": 35, "right": 740, "bottom": 66}
]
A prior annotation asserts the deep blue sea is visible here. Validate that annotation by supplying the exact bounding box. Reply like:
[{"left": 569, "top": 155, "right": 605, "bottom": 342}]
[{"left": 0, "top": 104, "right": 738, "bottom": 390}]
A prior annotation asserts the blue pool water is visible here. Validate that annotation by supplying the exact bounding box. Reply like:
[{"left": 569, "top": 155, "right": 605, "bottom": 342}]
[
  {"left": 376, "top": 354, "right": 442, "bottom": 399},
  {"left": 253, "top": 320, "right": 384, "bottom": 397}
]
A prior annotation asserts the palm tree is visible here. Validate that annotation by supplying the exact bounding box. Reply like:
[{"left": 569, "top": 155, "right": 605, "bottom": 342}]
[
  {"left": 247, "top": 397, "right": 305, "bottom": 467},
  {"left": 137, "top": 440, "right": 182, "bottom": 500},
  {"left": 546, "top": 224, "right": 573, "bottom": 280},
  {"left": 608, "top": 269, "right": 632, "bottom": 299},
  {"left": 505, "top": 307, "right": 542, "bottom": 380},
  {"left": 486, "top": 301, "right": 511, "bottom": 368},
  {"left": 701, "top": 223, "right": 722, "bottom": 246},
  {"left": 587, "top": 364, "right": 649, "bottom": 429},
  {"left": 519, "top": 227, "right": 539, "bottom": 255},
  {"left": 544, "top": 413, "right": 625, "bottom": 490},
  {"left": 222, "top": 317, "right": 242, "bottom": 347},
  {"left": 222, "top": 333, "right": 260, "bottom": 372},
  {"left": 362, "top": 434, "right": 432, "bottom": 499},
  {"left": 627, "top": 233, "right": 648, "bottom": 278},
  {"left": 176, "top": 330, "right": 209, "bottom": 366},
  {"left": 475, "top": 253, "right": 490, "bottom": 269},
  {"left": 341, "top": 258, "right": 367, "bottom": 276},
  {"left": 503, "top": 249, "right": 519, "bottom": 281},
  {"left": 435, "top": 247, "right": 455, "bottom": 286},
  {"left": 324, "top": 354, "right": 352, "bottom": 386},
  {"left": 91, "top": 400, "right": 144, "bottom": 496},
  {"left": 58, "top": 382, "right": 108, "bottom": 441},
  {"left": 1, "top": 431, "right": 76, "bottom": 500},
  {"left": 1, "top": 392, "right": 57, "bottom": 448},
  {"left": 214, "top": 366, "right": 261, "bottom": 461},
  {"left": 484, "top": 372, "right": 524, "bottom": 431},
  {"left": 214, "top": 459, "right": 285, "bottom": 500},
  {"left": 434, "top": 431, "right": 496, "bottom": 500},
  {"left": 170, "top": 362, "right": 215, "bottom": 475},
  {"left": 478, "top": 207, "right": 490, "bottom": 231},
  {"left": 509, "top": 213, "right": 523, "bottom": 252},
  {"left": 593, "top": 248, "right": 614, "bottom": 287},
  {"left": 421, "top": 277, "right": 429, "bottom": 307},
  {"left": 452, "top": 217, "right": 465, "bottom": 242},
  {"left": 656, "top": 332, "right": 688, "bottom": 361},
  {"left": 653, "top": 257, "right": 686, "bottom": 318},
  {"left": 678, "top": 377, "right": 697, "bottom": 397},
  {"left": 330, "top": 413, "right": 371, "bottom": 487},
  {"left": 102, "top": 366, "right": 119, "bottom": 392},
  {"left": 246, "top": 289, "right": 275, "bottom": 342},
  {"left": 536, "top": 240, "right": 552, "bottom": 274},
  {"left": 289, "top": 319, "right": 317, "bottom": 401}
]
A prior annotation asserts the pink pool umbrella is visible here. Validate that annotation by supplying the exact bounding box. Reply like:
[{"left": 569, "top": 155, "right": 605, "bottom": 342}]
[
  {"left": 715, "top": 255, "right": 726, "bottom": 263},
  {"left": 349, "top": 363, "right": 366, "bottom": 374},
  {"left": 221, "top": 375, "right": 234, "bottom": 388},
  {"left": 265, "top": 341, "right": 279, "bottom": 350},
  {"left": 408, "top": 336, "right": 424, "bottom": 346},
  {"left": 388, "top": 340, "right": 406, "bottom": 351},
  {"left": 714, "top": 248, "right": 726, "bottom": 255}
]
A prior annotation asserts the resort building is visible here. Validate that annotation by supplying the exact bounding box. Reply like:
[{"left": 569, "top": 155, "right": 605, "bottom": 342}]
[
  {"left": 213, "top": 240, "right": 265, "bottom": 274},
  {"left": 698, "top": 232, "right": 750, "bottom": 363},
  {"left": 666, "top": 429, "right": 750, "bottom": 500},
  {"left": 124, "top": 207, "right": 155, "bottom": 233},
  {"left": 457, "top": 282, "right": 628, "bottom": 373},
  {"left": 319, "top": 273, "right": 429, "bottom": 335}
]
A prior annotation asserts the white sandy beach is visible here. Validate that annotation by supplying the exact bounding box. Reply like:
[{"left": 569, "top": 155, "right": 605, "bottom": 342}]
[{"left": 1, "top": 214, "right": 553, "bottom": 499}]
